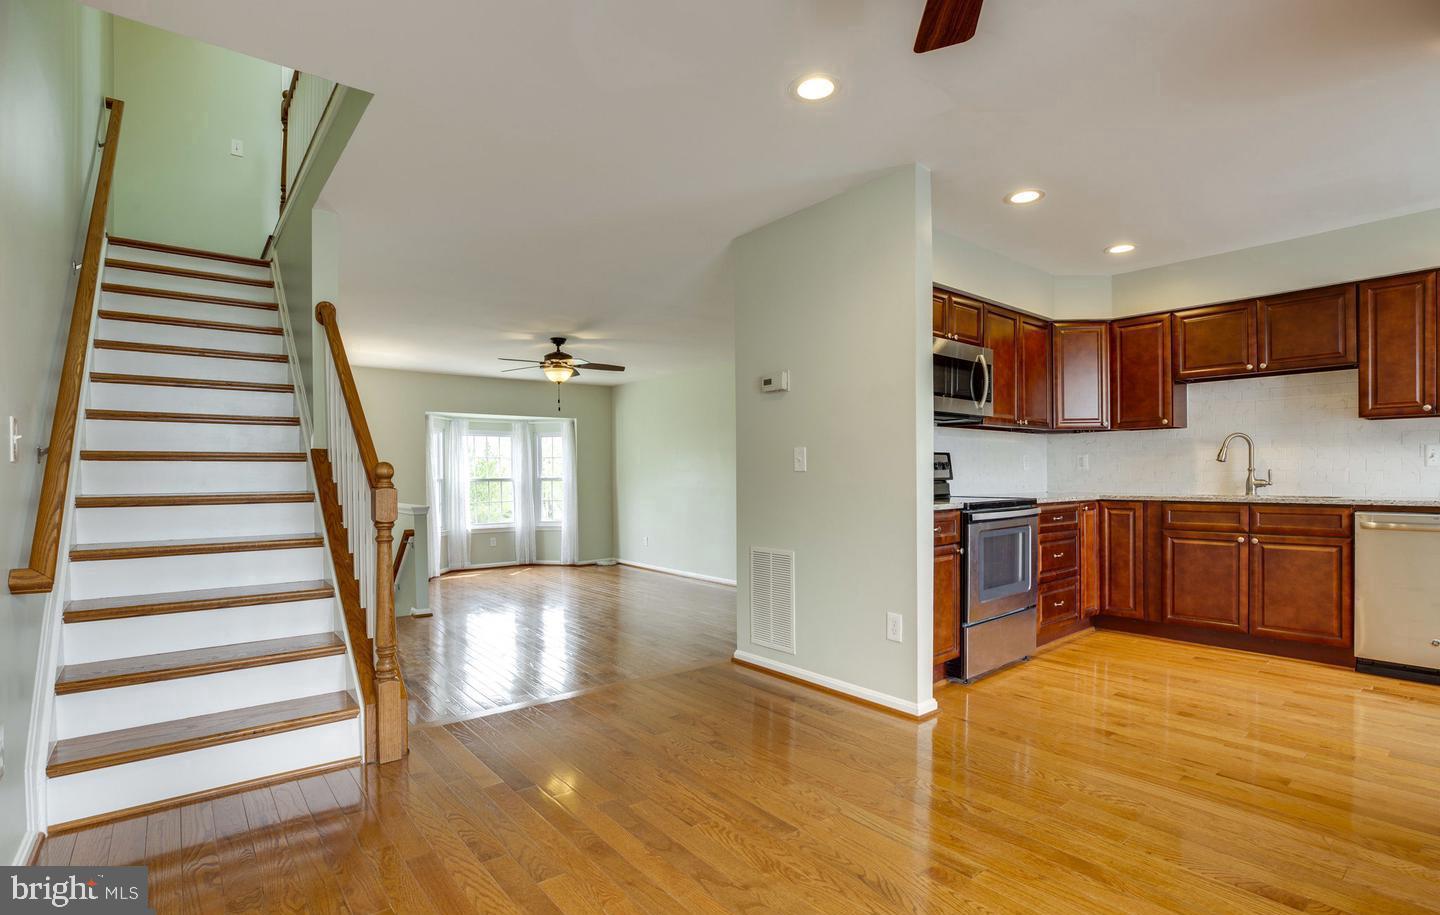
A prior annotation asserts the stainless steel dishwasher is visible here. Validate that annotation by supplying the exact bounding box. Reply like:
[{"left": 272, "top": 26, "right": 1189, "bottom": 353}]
[{"left": 1355, "top": 512, "right": 1440, "bottom": 684}]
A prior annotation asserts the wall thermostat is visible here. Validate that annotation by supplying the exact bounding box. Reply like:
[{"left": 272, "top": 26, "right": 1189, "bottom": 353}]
[{"left": 760, "top": 371, "right": 790, "bottom": 393}]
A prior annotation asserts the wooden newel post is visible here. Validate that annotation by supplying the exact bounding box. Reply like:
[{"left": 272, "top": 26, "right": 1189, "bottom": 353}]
[{"left": 372, "top": 461, "right": 407, "bottom": 762}]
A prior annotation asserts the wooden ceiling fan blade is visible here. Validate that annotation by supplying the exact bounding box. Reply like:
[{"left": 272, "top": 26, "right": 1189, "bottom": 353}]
[
  {"left": 576, "top": 363, "right": 625, "bottom": 372},
  {"left": 914, "top": 0, "right": 984, "bottom": 53}
]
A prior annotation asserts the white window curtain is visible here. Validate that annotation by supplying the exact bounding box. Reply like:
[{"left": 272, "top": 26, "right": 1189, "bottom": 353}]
[
  {"left": 426, "top": 416, "right": 471, "bottom": 575},
  {"left": 511, "top": 421, "right": 538, "bottom": 565},
  {"left": 560, "top": 420, "right": 579, "bottom": 565},
  {"left": 426, "top": 416, "right": 444, "bottom": 578}
]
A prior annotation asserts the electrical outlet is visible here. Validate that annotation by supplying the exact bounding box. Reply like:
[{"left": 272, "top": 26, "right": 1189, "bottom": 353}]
[
  {"left": 7, "top": 416, "right": 19, "bottom": 463},
  {"left": 793, "top": 446, "right": 807, "bottom": 472},
  {"left": 488, "top": 537, "right": 497, "bottom": 547},
  {"left": 1425, "top": 444, "right": 1440, "bottom": 468},
  {"left": 229, "top": 138, "right": 244, "bottom": 157},
  {"left": 885, "top": 612, "right": 903, "bottom": 642},
  {"left": 1076, "top": 453, "right": 1091, "bottom": 472},
  {"left": 642, "top": 536, "right": 649, "bottom": 546},
  {"left": 1022, "top": 455, "right": 1033, "bottom": 472}
]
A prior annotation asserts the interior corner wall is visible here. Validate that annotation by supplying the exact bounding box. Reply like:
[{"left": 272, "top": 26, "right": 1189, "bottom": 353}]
[
  {"left": 0, "top": 0, "right": 113, "bottom": 864},
  {"left": 933, "top": 230, "right": 1056, "bottom": 316},
  {"left": 350, "top": 367, "right": 616, "bottom": 563},
  {"left": 734, "top": 165, "right": 933, "bottom": 711},
  {"left": 110, "top": 16, "right": 281, "bottom": 257},
  {"left": 613, "top": 363, "right": 737, "bottom": 583}
]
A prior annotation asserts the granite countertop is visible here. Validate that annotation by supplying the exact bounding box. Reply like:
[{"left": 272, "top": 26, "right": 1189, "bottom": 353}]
[{"left": 934, "top": 493, "right": 1440, "bottom": 510}]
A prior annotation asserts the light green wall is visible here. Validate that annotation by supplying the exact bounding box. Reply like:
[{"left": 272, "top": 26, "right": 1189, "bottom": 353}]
[
  {"left": 0, "top": 0, "right": 112, "bottom": 863},
  {"left": 351, "top": 367, "right": 616, "bottom": 563},
  {"left": 613, "top": 363, "right": 736, "bottom": 582},
  {"left": 110, "top": 18, "right": 280, "bottom": 257},
  {"left": 934, "top": 231, "right": 1055, "bottom": 315},
  {"left": 734, "top": 165, "right": 933, "bottom": 710}
]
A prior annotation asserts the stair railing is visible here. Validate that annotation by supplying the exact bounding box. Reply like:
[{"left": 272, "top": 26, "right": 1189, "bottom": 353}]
[
  {"left": 279, "top": 70, "right": 336, "bottom": 211},
  {"left": 9, "top": 98, "right": 124, "bottom": 595},
  {"left": 314, "top": 301, "right": 407, "bottom": 762}
]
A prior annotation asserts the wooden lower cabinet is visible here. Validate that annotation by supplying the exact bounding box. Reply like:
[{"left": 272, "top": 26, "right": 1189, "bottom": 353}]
[
  {"left": 1038, "top": 579, "right": 1080, "bottom": 631},
  {"left": 1080, "top": 502, "right": 1100, "bottom": 616},
  {"left": 1249, "top": 535, "right": 1352, "bottom": 646},
  {"left": 1099, "top": 502, "right": 1145, "bottom": 618},
  {"left": 933, "top": 543, "right": 962, "bottom": 664},
  {"left": 1162, "top": 531, "right": 1249, "bottom": 632}
]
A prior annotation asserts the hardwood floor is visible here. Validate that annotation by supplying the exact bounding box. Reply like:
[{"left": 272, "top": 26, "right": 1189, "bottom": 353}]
[
  {"left": 397, "top": 565, "right": 737, "bottom": 724},
  {"left": 49, "top": 630, "right": 1440, "bottom": 913}
]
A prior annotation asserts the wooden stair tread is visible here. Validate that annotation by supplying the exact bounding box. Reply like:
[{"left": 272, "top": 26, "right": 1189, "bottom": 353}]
[
  {"left": 64, "top": 579, "right": 334, "bottom": 623},
  {"left": 97, "top": 309, "right": 281, "bottom": 334},
  {"left": 75, "top": 492, "right": 314, "bottom": 508},
  {"left": 105, "top": 258, "right": 274, "bottom": 288},
  {"left": 47, "top": 690, "right": 356, "bottom": 776},
  {"left": 102, "top": 283, "right": 277, "bottom": 312},
  {"left": 95, "top": 339, "right": 288, "bottom": 363},
  {"left": 106, "top": 235, "right": 271, "bottom": 269},
  {"left": 80, "top": 450, "right": 306, "bottom": 462},
  {"left": 55, "top": 632, "right": 345, "bottom": 694},
  {"left": 90, "top": 372, "right": 293, "bottom": 393},
  {"left": 70, "top": 533, "right": 324, "bottom": 562},
  {"left": 86, "top": 410, "right": 299, "bottom": 426}
]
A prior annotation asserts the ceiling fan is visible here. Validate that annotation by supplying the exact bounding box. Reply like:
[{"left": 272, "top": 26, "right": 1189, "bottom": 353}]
[
  {"left": 914, "top": 0, "right": 986, "bottom": 53},
  {"left": 499, "top": 337, "right": 626, "bottom": 385}
]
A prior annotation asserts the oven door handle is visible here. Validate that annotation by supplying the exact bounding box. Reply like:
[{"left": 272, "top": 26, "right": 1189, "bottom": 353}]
[{"left": 968, "top": 508, "right": 1040, "bottom": 523}]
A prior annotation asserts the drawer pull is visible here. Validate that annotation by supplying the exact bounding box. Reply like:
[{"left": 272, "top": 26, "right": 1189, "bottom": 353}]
[
  {"left": 1053, "top": 600, "right": 1066, "bottom": 607},
  {"left": 1052, "top": 552, "right": 1064, "bottom": 558},
  {"left": 1051, "top": 515, "right": 1064, "bottom": 521}
]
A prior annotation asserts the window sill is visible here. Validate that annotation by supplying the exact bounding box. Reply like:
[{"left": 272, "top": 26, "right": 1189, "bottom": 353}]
[{"left": 469, "top": 524, "right": 515, "bottom": 532}]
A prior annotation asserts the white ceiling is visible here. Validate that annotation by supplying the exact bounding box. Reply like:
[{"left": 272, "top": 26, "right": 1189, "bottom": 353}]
[{"left": 89, "top": 0, "right": 1440, "bottom": 383}]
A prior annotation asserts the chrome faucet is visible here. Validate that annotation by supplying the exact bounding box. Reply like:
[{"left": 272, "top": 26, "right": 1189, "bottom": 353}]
[{"left": 1216, "top": 432, "right": 1273, "bottom": 496}]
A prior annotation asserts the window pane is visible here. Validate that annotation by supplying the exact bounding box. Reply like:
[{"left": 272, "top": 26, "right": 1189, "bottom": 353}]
[{"left": 539, "top": 435, "right": 563, "bottom": 479}]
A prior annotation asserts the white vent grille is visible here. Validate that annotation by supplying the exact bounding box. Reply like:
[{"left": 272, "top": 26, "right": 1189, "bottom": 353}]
[{"left": 749, "top": 547, "right": 796, "bottom": 654}]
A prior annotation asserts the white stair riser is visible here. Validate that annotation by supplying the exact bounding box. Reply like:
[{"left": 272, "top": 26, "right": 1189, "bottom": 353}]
[
  {"left": 99, "top": 290, "right": 279, "bottom": 327},
  {"left": 104, "top": 268, "right": 276, "bottom": 303},
  {"left": 68, "top": 545, "right": 324, "bottom": 599},
  {"left": 46, "top": 717, "right": 358, "bottom": 826},
  {"left": 54, "top": 655, "right": 350, "bottom": 739},
  {"left": 63, "top": 598, "right": 337, "bottom": 666},
  {"left": 88, "top": 382, "right": 296, "bottom": 416},
  {"left": 105, "top": 245, "right": 272, "bottom": 282},
  {"left": 93, "top": 347, "right": 289, "bottom": 384},
  {"left": 96, "top": 317, "right": 285, "bottom": 355},
  {"left": 83, "top": 419, "right": 301, "bottom": 452},
  {"left": 79, "top": 459, "right": 308, "bottom": 496},
  {"left": 75, "top": 502, "right": 318, "bottom": 543}
]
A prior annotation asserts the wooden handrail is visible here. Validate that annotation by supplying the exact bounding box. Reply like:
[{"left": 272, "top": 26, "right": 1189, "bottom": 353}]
[
  {"left": 314, "top": 301, "right": 381, "bottom": 486},
  {"left": 278, "top": 70, "right": 300, "bottom": 209},
  {"left": 9, "top": 98, "right": 124, "bottom": 595},
  {"left": 393, "top": 529, "right": 415, "bottom": 580}
]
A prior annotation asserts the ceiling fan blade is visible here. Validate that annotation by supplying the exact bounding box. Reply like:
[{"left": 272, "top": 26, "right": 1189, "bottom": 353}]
[
  {"left": 501, "top": 365, "right": 540, "bottom": 373},
  {"left": 498, "top": 357, "right": 543, "bottom": 363},
  {"left": 914, "top": 0, "right": 984, "bottom": 53},
  {"left": 576, "top": 363, "right": 625, "bottom": 372}
]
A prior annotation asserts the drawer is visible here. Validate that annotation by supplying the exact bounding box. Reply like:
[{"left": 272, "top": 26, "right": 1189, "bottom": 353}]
[
  {"left": 1162, "top": 502, "right": 1249, "bottom": 533},
  {"left": 1039, "top": 579, "right": 1081, "bottom": 629},
  {"left": 934, "top": 511, "right": 961, "bottom": 545},
  {"left": 1250, "top": 505, "right": 1352, "bottom": 538},
  {"left": 1039, "top": 531, "right": 1079, "bottom": 581},
  {"left": 1040, "top": 505, "right": 1081, "bottom": 531}
]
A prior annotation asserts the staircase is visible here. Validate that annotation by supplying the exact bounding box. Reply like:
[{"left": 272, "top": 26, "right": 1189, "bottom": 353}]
[{"left": 44, "top": 237, "right": 363, "bottom": 829}]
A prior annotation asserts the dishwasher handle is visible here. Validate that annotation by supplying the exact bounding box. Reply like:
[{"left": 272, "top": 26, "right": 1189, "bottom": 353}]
[{"left": 1357, "top": 514, "right": 1440, "bottom": 533}]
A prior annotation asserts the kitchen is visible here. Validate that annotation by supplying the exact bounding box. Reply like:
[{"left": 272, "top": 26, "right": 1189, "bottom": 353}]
[{"left": 931, "top": 267, "right": 1440, "bottom": 685}]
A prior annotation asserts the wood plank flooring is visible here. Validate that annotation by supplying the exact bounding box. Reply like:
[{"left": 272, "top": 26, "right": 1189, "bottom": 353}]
[
  {"left": 397, "top": 565, "right": 736, "bottom": 724},
  {"left": 50, "top": 629, "right": 1440, "bottom": 913}
]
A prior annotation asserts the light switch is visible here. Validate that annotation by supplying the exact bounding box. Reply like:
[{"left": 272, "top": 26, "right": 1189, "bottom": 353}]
[
  {"left": 793, "top": 446, "right": 807, "bottom": 472},
  {"left": 229, "top": 138, "right": 245, "bottom": 157}
]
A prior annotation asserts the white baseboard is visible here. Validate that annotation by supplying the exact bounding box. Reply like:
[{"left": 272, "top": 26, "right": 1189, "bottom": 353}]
[
  {"left": 12, "top": 830, "right": 41, "bottom": 866},
  {"left": 732, "top": 650, "right": 938, "bottom": 718},
  {"left": 618, "top": 559, "right": 737, "bottom": 586}
]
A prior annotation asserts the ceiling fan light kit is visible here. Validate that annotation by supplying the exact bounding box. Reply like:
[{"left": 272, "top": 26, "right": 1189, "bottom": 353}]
[{"left": 498, "top": 336, "right": 627, "bottom": 410}]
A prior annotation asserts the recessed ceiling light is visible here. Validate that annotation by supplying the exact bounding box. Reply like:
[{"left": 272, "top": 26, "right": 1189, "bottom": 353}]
[
  {"left": 1005, "top": 189, "right": 1045, "bottom": 205},
  {"left": 791, "top": 74, "right": 837, "bottom": 102},
  {"left": 1106, "top": 242, "right": 1137, "bottom": 255}
]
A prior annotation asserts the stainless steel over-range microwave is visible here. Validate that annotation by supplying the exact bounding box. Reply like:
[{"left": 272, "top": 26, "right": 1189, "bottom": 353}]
[{"left": 933, "top": 337, "right": 994, "bottom": 425}]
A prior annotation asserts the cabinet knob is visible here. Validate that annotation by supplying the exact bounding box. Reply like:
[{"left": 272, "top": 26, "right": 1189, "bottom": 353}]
[
  {"left": 934, "top": 526, "right": 941, "bottom": 533},
  {"left": 1245, "top": 363, "right": 1254, "bottom": 370},
  {"left": 1161, "top": 418, "right": 1169, "bottom": 425},
  {"left": 1259, "top": 362, "right": 1267, "bottom": 369},
  {"left": 1251, "top": 537, "right": 1259, "bottom": 544},
  {"left": 1236, "top": 536, "right": 1246, "bottom": 543},
  {"left": 1426, "top": 404, "right": 1434, "bottom": 412}
]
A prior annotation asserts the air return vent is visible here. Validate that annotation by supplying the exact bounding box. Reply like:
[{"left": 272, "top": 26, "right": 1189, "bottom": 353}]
[{"left": 749, "top": 547, "right": 796, "bottom": 654}]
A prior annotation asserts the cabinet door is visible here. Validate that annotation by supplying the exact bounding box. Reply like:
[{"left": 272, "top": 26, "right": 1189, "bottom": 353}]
[
  {"left": 1162, "top": 530, "right": 1248, "bottom": 632},
  {"left": 1173, "top": 300, "right": 1256, "bottom": 380},
  {"left": 1080, "top": 503, "right": 1101, "bottom": 617},
  {"left": 932, "top": 290, "right": 948, "bottom": 338},
  {"left": 1256, "top": 284, "right": 1357, "bottom": 374},
  {"left": 1249, "top": 534, "right": 1351, "bottom": 646},
  {"left": 1019, "top": 316, "right": 1052, "bottom": 429},
  {"left": 1052, "top": 322, "right": 1110, "bottom": 430},
  {"left": 933, "top": 544, "right": 962, "bottom": 663},
  {"left": 1111, "top": 313, "right": 1185, "bottom": 430},
  {"left": 1099, "top": 502, "right": 1144, "bottom": 618},
  {"left": 983, "top": 306, "right": 1021, "bottom": 427},
  {"left": 947, "top": 293, "right": 986, "bottom": 346},
  {"left": 1358, "top": 271, "right": 1438, "bottom": 418},
  {"left": 1038, "top": 579, "right": 1080, "bottom": 631}
]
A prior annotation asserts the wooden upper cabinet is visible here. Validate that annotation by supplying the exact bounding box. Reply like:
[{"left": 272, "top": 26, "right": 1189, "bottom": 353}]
[
  {"left": 1019, "top": 316, "right": 1052, "bottom": 429},
  {"left": 1111, "top": 313, "right": 1185, "bottom": 430},
  {"left": 983, "top": 306, "right": 1022, "bottom": 427},
  {"left": 1162, "top": 530, "right": 1249, "bottom": 632},
  {"left": 1099, "top": 501, "right": 1144, "bottom": 618},
  {"left": 1173, "top": 300, "right": 1257, "bottom": 381},
  {"left": 1358, "top": 270, "right": 1438, "bottom": 418},
  {"left": 1249, "top": 534, "right": 1351, "bottom": 646},
  {"left": 932, "top": 288, "right": 985, "bottom": 345},
  {"left": 1255, "top": 284, "right": 1357, "bottom": 374},
  {"left": 1052, "top": 322, "right": 1110, "bottom": 430},
  {"left": 932, "top": 291, "right": 948, "bottom": 338}
]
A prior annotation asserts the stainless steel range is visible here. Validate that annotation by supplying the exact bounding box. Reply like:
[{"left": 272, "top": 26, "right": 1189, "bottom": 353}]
[{"left": 941, "top": 497, "right": 1039, "bottom": 682}]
